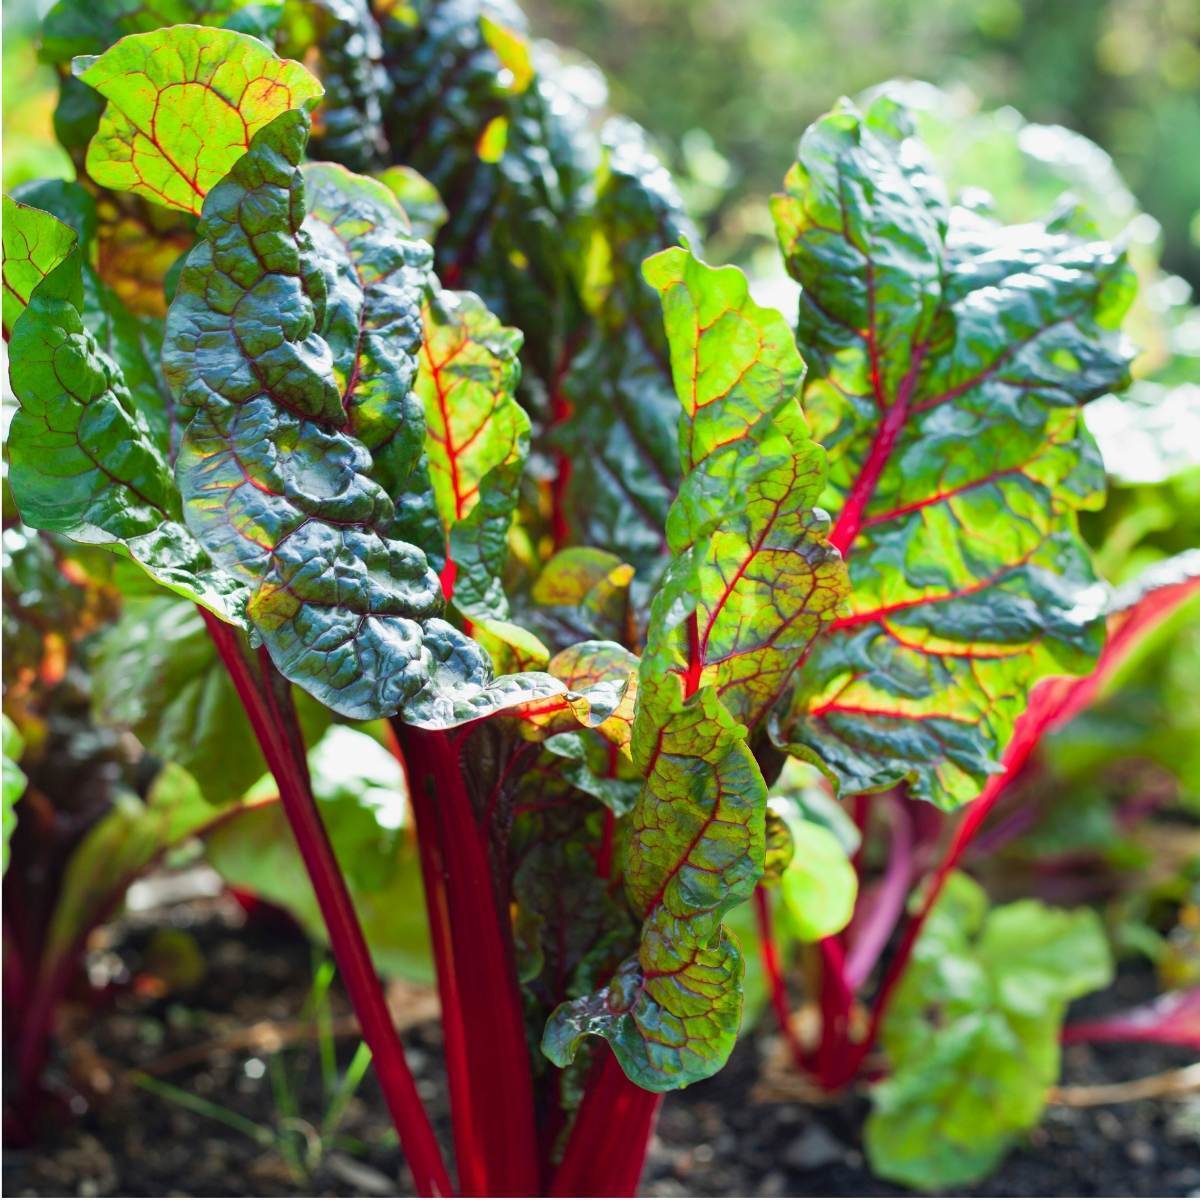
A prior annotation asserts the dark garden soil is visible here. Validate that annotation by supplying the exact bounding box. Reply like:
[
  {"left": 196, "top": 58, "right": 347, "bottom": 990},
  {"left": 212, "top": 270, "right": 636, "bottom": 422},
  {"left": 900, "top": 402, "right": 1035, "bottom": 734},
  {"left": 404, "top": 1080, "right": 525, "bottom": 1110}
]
[{"left": 5, "top": 880, "right": 1198, "bottom": 1199}]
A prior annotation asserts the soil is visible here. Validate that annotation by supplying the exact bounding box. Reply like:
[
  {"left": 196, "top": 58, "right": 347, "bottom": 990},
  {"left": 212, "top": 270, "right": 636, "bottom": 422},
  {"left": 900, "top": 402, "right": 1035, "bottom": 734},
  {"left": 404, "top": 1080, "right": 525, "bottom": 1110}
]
[{"left": 5, "top": 880, "right": 1198, "bottom": 1198}]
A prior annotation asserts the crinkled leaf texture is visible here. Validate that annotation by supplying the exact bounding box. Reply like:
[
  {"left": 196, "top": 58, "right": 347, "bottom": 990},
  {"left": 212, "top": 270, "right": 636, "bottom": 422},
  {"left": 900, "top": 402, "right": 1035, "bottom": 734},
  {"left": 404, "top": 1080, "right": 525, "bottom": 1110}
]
[
  {"left": 771, "top": 93, "right": 1136, "bottom": 809},
  {"left": 5, "top": 207, "right": 246, "bottom": 621},
  {"left": 75, "top": 25, "right": 324, "bottom": 215},
  {"left": 542, "top": 248, "right": 845, "bottom": 1091},
  {"left": 162, "top": 108, "right": 588, "bottom": 726},
  {"left": 865, "top": 873, "right": 1112, "bottom": 1189}
]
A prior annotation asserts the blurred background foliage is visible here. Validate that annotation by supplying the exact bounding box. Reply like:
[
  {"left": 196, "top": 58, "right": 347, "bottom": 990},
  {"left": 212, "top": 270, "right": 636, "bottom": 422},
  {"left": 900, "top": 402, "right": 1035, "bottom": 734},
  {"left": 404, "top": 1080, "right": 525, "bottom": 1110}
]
[{"left": 523, "top": 0, "right": 1200, "bottom": 292}]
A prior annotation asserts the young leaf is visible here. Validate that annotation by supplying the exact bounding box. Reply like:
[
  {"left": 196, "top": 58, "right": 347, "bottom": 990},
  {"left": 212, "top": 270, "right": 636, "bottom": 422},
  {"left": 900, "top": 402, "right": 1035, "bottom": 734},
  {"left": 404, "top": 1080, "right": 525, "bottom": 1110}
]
[
  {"left": 417, "top": 287, "right": 530, "bottom": 641},
  {"left": 2, "top": 195, "right": 78, "bottom": 335},
  {"left": 778, "top": 818, "right": 857, "bottom": 942},
  {"left": 5, "top": 219, "right": 246, "bottom": 621},
  {"left": 75, "top": 25, "right": 323, "bottom": 215},
  {"left": 543, "top": 248, "right": 846, "bottom": 1091},
  {"left": 771, "top": 93, "right": 1136, "bottom": 809},
  {"left": 642, "top": 246, "right": 848, "bottom": 730},
  {"left": 865, "top": 872, "right": 1112, "bottom": 1189},
  {"left": 207, "top": 728, "right": 433, "bottom": 982}
]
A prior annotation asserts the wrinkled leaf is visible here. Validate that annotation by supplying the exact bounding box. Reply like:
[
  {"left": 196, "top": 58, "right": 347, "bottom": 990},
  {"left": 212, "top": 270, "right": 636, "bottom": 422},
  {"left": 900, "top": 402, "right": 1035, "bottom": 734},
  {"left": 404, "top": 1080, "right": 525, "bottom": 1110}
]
[
  {"left": 5, "top": 216, "right": 247, "bottom": 620},
  {"left": 773, "top": 93, "right": 1135, "bottom": 809}
]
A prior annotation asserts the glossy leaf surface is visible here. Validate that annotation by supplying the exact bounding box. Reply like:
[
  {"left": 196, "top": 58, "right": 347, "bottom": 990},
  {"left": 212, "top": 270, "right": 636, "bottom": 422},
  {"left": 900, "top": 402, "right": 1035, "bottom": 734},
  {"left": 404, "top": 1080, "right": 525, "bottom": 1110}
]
[
  {"left": 5, "top": 217, "right": 246, "bottom": 620},
  {"left": 2, "top": 195, "right": 78, "bottom": 335},
  {"left": 772, "top": 94, "right": 1136, "bottom": 809}
]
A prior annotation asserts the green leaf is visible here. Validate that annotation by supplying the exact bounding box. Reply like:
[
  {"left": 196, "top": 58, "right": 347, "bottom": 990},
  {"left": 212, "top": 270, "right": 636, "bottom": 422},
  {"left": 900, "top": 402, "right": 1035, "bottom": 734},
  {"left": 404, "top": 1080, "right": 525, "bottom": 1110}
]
[
  {"left": 543, "top": 246, "right": 845, "bottom": 1091},
  {"left": 207, "top": 727, "right": 433, "bottom": 982},
  {"left": 527, "top": 547, "right": 635, "bottom": 649},
  {"left": 39, "top": 763, "right": 224, "bottom": 976},
  {"left": 279, "top": 0, "right": 389, "bottom": 172},
  {"left": 39, "top": 0, "right": 283, "bottom": 66},
  {"left": 164, "top": 109, "right": 561, "bottom": 724},
  {"left": 5, "top": 221, "right": 247, "bottom": 621},
  {"left": 542, "top": 687, "right": 765, "bottom": 1091},
  {"left": 865, "top": 872, "right": 1112, "bottom": 1189},
  {"left": 75, "top": 25, "right": 323, "bottom": 215},
  {"left": 641, "top": 245, "right": 848, "bottom": 730},
  {"left": 2, "top": 716, "right": 27, "bottom": 874},
  {"left": 777, "top": 817, "right": 856, "bottom": 941},
  {"left": 417, "top": 286, "right": 531, "bottom": 645},
  {"left": 90, "top": 596, "right": 266, "bottom": 805},
  {"left": 555, "top": 122, "right": 695, "bottom": 579},
  {"left": 2, "top": 195, "right": 78, "bottom": 335},
  {"left": 771, "top": 93, "right": 1136, "bottom": 809},
  {"left": 376, "top": 166, "right": 447, "bottom": 245}
]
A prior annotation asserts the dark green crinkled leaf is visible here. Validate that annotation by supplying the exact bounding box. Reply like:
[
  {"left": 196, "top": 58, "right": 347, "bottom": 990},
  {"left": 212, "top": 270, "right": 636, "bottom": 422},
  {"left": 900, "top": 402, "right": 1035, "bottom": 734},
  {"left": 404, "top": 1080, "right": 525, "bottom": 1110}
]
[
  {"left": 555, "top": 121, "right": 697, "bottom": 581},
  {"left": 543, "top": 247, "right": 844, "bottom": 1091},
  {"left": 865, "top": 873, "right": 1112, "bottom": 1189},
  {"left": 5, "top": 218, "right": 247, "bottom": 621},
  {"left": 163, "top": 109, "right": 560, "bottom": 723},
  {"left": 772, "top": 93, "right": 1136, "bottom": 809},
  {"left": 280, "top": 0, "right": 389, "bottom": 172},
  {"left": 12, "top": 179, "right": 183, "bottom": 456},
  {"left": 299, "top": 161, "right": 440, "bottom": 556}
]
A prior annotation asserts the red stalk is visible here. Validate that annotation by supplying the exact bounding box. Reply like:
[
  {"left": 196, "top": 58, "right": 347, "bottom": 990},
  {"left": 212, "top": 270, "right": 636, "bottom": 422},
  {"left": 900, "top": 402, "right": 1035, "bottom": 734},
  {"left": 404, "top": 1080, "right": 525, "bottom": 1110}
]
[
  {"left": 201, "top": 613, "right": 451, "bottom": 1197},
  {"left": 392, "top": 721, "right": 540, "bottom": 1198},
  {"left": 814, "top": 936, "right": 854, "bottom": 1088},
  {"left": 1063, "top": 988, "right": 1200, "bottom": 1051},
  {"left": 551, "top": 1049, "right": 661, "bottom": 1197},
  {"left": 754, "top": 886, "right": 808, "bottom": 1071}
]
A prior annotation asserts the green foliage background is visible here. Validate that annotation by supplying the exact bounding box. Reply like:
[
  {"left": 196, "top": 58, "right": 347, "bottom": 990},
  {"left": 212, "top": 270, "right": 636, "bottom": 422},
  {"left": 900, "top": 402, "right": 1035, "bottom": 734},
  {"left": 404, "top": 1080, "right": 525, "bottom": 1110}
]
[{"left": 524, "top": 0, "right": 1200, "bottom": 290}]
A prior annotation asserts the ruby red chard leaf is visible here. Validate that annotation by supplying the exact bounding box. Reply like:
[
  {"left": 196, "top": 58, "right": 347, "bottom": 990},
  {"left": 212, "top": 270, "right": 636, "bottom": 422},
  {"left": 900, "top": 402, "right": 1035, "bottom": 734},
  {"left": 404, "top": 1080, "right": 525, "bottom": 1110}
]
[
  {"left": 74, "top": 25, "right": 324, "bottom": 216},
  {"left": 5, "top": 210, "right": 247, "bottom": 621},
  {"left": 542, "top": 248, "right": 845, "bottom": 1090},
  {"left": 771, "top": 92, "right": 1136, "bottom": 809}
]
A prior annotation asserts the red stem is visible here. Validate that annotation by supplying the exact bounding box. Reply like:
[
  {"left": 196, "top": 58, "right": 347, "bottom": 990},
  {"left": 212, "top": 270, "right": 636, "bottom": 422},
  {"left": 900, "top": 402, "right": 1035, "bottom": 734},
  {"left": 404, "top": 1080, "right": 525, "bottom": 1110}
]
[
  {"left": 1062, "top": 988, "right": 1200, "bottom": 1050},
  {"left": 845, "top": 793, "right": 914, "bottom": 990},
  {"left": 814, "top": 936, "right": 854, "bottom": 1088},
  {"left": 202, "top": 614, "right": 451, "bottom": 1197},
  {"left": 551, "top": 1048, "right": 661, "bottom": 1197},
  {"left": 754, "top": 886, "right": 808, "bottom": 1071},
  {"left": 392, "top": 721, "right": 540, "bottom": 1198}
]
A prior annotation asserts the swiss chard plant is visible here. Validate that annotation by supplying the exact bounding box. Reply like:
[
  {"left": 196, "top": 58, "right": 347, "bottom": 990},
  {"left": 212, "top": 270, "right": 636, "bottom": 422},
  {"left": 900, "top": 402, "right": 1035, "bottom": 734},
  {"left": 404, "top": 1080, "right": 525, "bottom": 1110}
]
[{"left": 4, "top": 1, "right": 1195, "bottom": 1195}]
